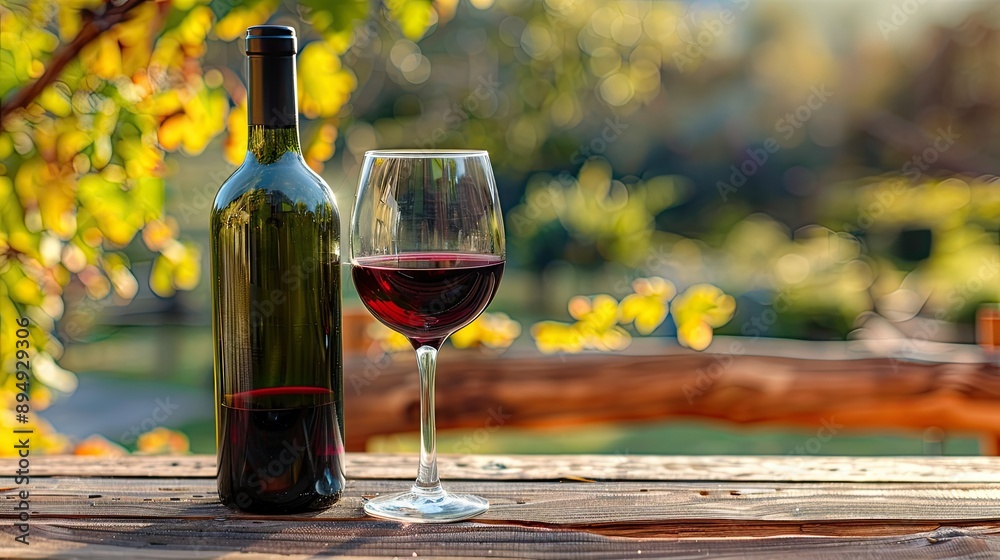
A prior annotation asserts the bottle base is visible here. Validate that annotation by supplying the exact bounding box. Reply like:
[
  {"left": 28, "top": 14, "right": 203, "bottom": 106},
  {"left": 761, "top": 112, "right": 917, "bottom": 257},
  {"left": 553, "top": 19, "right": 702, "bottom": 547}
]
[
  {"left": 363, "top": 484, "right": 488, "bottom": 523},
  {"left": 221, "top": 491, "right": 342, "bottom": 514}
]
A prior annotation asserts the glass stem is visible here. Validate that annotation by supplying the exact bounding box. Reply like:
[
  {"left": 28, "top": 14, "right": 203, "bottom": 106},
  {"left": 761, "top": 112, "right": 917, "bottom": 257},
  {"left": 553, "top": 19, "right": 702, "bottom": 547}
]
[{"left": 414, "top": 345, "right": 440, "bottom": 490}]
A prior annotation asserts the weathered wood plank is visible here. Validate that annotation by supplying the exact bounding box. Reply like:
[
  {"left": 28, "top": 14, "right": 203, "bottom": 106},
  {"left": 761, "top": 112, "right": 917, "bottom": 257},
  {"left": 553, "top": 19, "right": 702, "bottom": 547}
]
[
  {"left": 3, "top": 479, "right": 1000, "bottom": 524},
  {"left": 11, "top": 454, "right": 1000, "bottom": 483},
  {"left": 2, "top": 520, "right": 998, "bottom": 559},
  {"left": 344, "top": 348, "right": 1000, "bottom": 450}
]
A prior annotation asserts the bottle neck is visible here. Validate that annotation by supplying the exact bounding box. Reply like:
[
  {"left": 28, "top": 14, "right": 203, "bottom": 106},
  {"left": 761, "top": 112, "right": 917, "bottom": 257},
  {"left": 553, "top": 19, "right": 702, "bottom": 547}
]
[
  {"left": 247, "top": 53, "right": 300, "bottom": 163},
  {"left": 248, "top": 126, "right": 300, "bottom": 164}
]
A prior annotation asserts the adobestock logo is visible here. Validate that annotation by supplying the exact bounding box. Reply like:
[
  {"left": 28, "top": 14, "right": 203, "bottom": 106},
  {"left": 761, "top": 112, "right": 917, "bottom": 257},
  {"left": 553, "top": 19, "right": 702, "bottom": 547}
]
[{"left": 901, "top": 126, "right": 960, "bottom": 180}]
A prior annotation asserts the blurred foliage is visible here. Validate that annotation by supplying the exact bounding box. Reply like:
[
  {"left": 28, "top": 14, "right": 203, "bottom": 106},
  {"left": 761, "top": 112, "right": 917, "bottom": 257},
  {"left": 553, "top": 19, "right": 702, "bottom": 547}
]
[
  {"left": 72, "top": 434, "right": 127, "bottom": 456},
  {"left": 450, "top": 311, "right": 521, "bottom": 350},
  {"left": 368, "top": 311, "right": 521, "bottom": 354},
  {"left": 509, "top": 160, "right": 688, "bottom": 267},
  {"left": 2, "top": 0, "right": 998, "bottom": 456},
  {"left": 368, "top": 319, "right": 412, "bottom": 354},
  {"left": 65, "top": 426, "right": 188, "bottom": 455},
  {"left": 0, "top": 0, "right": 442, "bottom": 456},
  {"left": 135, "top": 426, "right": 190, "bottom": 454},
  {"left": 334, "top": 0, "right": 997, "bottom": 344},
  {"left": 670, "top": 284, "right": 736, "bottom": 351},
  {"left": 531, "top": 277, "right": 735, "bottom": 353}
]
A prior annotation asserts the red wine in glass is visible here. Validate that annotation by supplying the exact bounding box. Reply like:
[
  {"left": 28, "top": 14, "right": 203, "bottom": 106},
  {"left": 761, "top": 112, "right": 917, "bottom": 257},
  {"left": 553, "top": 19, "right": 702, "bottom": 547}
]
[
  {"left": 353, "top": 253, "right": 504, "bottom": 348},
  {"left": 351, "top": 149, "right": 504, "bottom": 522}
]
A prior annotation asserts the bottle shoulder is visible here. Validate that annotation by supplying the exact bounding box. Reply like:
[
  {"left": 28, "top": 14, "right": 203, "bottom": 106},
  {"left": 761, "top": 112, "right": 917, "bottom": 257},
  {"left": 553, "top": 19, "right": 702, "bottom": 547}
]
[{"left": 213, "top": 153, "right": 339, "bottom": 217}]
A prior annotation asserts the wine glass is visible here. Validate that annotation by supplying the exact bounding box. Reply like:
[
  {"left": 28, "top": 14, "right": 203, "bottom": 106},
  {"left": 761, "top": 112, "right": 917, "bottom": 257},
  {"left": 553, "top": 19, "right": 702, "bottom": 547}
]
[{"left": 351, "top": 150, "right": 505, "bottom": 522}]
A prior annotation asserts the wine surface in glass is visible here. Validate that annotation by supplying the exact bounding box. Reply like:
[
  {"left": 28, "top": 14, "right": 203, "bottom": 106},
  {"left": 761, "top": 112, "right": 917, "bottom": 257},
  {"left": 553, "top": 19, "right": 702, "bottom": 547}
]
[{"left": 352, "top": 253, "right": 504, "bottom": 347}]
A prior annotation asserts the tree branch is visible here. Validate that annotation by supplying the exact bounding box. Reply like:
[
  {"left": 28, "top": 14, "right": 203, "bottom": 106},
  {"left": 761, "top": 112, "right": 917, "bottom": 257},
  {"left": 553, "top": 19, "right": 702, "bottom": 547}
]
[{"left": 0, "top": 0, "right": 149, "bottom": 125}]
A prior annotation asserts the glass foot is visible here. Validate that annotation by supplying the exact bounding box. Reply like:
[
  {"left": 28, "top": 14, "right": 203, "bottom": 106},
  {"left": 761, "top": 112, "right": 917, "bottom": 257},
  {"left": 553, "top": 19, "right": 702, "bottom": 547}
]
[{"left": 363, "top": 484, "right": 488, "bottom": 523}]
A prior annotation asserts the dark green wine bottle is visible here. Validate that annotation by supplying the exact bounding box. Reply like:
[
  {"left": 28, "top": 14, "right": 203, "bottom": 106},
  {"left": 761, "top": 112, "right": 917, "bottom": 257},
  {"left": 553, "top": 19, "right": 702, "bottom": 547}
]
[{"left": 210, "top": 25, "right": 345, "bottom": 514}]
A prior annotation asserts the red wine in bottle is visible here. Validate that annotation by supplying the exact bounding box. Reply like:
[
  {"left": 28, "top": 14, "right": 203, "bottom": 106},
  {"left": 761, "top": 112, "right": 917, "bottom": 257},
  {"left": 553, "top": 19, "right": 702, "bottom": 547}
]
[
  {"left": 352, "top": 253, "right": 504, "bottom": 349},
  {"left": 211, "top": 25, "right": 344, "bottom": 513}
]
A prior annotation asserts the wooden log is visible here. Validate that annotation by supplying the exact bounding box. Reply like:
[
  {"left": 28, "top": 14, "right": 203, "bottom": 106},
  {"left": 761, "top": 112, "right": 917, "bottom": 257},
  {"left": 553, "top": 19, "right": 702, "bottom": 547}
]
[{"left": 343, "top": 343, "right": 1000, "bottom": 451}]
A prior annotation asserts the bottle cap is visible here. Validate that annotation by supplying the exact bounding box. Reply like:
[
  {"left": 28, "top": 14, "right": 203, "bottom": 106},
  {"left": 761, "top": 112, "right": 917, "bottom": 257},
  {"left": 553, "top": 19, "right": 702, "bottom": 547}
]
[{"left": 246, "top": 25, "right": 297, "bottom": 56}]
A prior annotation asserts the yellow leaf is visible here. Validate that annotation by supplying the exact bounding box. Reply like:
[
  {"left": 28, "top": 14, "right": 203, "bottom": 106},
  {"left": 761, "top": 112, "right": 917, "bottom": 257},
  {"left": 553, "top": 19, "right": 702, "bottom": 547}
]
[
  {"left": 57, "top": 129, "right": 91, "bottom": 163},
  {"left": 670, "top": 284, "right": 736, "bottom": 351},
  {"left": 33, "top": 353, "right": 78, "bottom": 394},
  {"left": 223, "top": 98, "right": 248, "bottom": 165},
  {"left": 158, "top": 114, "right": 188, "bottom": 152},
  {"left": 0, "top": 413, "right": 68, "bottom": 456},
  {"left": 452, "top": 312, "right": 521, "bottom": 349},
  {"left": 136, "top": 427, "right": 190, "bottom": 454},
  {"left": 74, "top": 435, "right": 128, "bottom": 456},
  {"left": 297, "top": 41, "right": 358, "bottom": 119},
  {"left": 450, "top": 319, "right": 482, "bottom": 349},
  {"left": 304, "top": 120, "right": 338, "bottom": 173},
  {"left": 677, "top": 320, "right": 713, "bottom": 351},
  {"left": 174, "top": 6, "right": 214, "bottom": 48},
  {"left": 214, "top": 0, "right": 281, "bottom": 41},
  {"left": 531, "top": 320, "right": 583, "bottom": 354},
  {"left": 81, "top": 31, "right": 123, "bottom": 79},
  {"left": 599, "top": 325, "right": 632, "bottom": 351},
  {"left": 567, "top": 295, "right": 592, "bottom": 320},
  {"left": 150, "top": 253, "right": 176, "bottom": 298},
  {"left": 298, "top": 0, "right": 369, "bottom": 53},
  {"left": 179, "top": 85, "right": 228, "bottom": 154},
  {"left": 671, "top": 284, "right": 735, "bottom": 328},
  {"left": 11, "top": 275, "right": 43, "bottom": 305},
  {"left": 37, "top": 83, "right": 72, "bottom": 117},
  {"left": 634, "top": 277, "right": 676, "bottom": 298},
  {"left": 579, "top": 294, "right": 619, "bottom": 331},
  {"left": 386, "top": 0, "right": 436, "bottom": 40},
  {"left": 78, "top": 173, "right": 143, "bottom": 246},
  {"left": 367, "top": 322, "right": 411, "bottom": 353},
  {"left": 619, "top": 293, "right": 668, "bottom": 335},
  {"left": 618, "top": 277, "right": 676, "bottom": 334},
  {"left": 172, "top": 242, "right": 201, "bottom": 291},
  {"left": 141, "top": 218, "right": 176, "bottom": 252}
]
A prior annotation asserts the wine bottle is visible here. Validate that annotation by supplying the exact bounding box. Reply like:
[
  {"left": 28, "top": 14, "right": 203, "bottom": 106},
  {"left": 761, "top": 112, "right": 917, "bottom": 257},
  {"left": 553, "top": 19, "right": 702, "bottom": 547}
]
[{"left": 210, "top": 25, "right": 345, "bottom": 513}]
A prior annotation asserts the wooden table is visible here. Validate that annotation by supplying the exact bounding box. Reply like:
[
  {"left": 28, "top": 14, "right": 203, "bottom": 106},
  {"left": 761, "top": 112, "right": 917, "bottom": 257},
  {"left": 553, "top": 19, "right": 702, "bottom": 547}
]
[{"left": 2, "top": 454, "right": 999, "bottom": 558}]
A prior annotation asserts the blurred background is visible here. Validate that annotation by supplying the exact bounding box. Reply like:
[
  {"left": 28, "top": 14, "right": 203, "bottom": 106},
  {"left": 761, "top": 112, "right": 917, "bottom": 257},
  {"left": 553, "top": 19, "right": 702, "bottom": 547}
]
[{"left": 1, "top": 0, "right": 998, "bottom": 457}]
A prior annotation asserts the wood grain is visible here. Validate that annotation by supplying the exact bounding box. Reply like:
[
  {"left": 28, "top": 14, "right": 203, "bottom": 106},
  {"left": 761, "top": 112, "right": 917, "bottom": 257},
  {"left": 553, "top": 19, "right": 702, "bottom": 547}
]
[
  {"left": 343, "top": 346, "right": 1000, "bottom": 451},
  {"left": 2, "top": 520, "right": 998, "bottom": 559},
  {"left": 3, "top": 455, "right": 999, "bottom": 558},
  {"left": 12, "top": 454, "right": 1000, "bottom": 482},
  {"left": 4, "top": 479, "right": 1000, "bottom": 524}
]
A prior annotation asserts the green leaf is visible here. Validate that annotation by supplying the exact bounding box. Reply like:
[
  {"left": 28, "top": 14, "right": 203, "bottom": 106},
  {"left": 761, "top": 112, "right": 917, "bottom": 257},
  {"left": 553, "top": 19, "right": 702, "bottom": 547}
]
[
  {"left": 208, "top": 0, "right": 256, "bottom": 21},
  {"left": 300, "top": 0, "right": 369, "bottom": 53},
  {"left": 160, "top": 4, "right": 196, "bottom": 36},
  {"left": 384, "top": 0, "right": 434, "bottom": 40}
]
